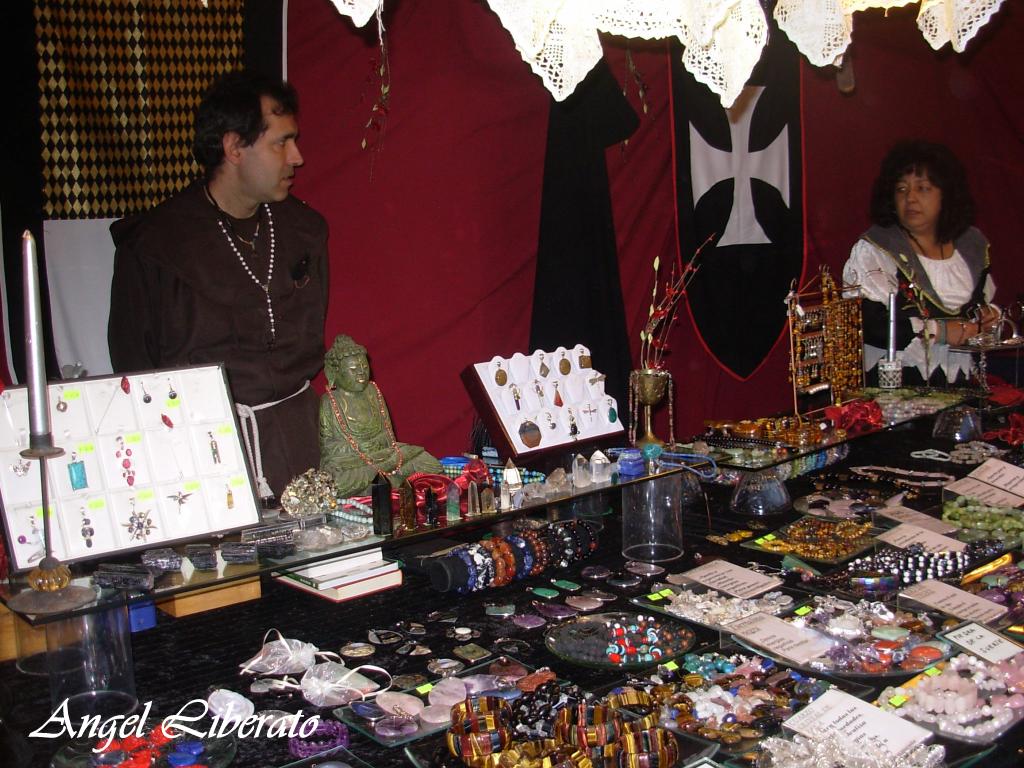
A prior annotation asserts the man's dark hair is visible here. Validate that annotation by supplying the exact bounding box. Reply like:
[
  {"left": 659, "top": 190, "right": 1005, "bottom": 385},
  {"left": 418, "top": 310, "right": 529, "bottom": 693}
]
[
  {"left": 869, "top": 139, "right": 975, "bottom": 243},
  {"left": 193, "top": 70, "right": 299, "bottom": 176}
]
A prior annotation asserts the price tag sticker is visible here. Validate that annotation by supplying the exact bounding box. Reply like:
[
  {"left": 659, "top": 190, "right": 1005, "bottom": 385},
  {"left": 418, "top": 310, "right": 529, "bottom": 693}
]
[
  {"left": 87, "top": 498, "right": 106, "bottom": 510},
  {"left": 658, "top": 588, "right": 674, "bottom": 597},
  {"left": 888, "top": 694, "right": 908, "bottom": 707},
  {"left": 184, "top": 481, "right": 201, "bottom": 492},
  {"left": 217, "top": 425, "right": 235, "bottom": 435},
  {"left": 795, "top": 605, "right": 812, "bottom": 616},
  {"left": 77, "top": 442, "right": 95, "bottom": 454},
  {"left": 125, "top": 433, "right": 143, "bottom": 444},
  {"left": 416, "top": 683, "right": 433, "bottom": 694},
  {"left": 166, "top": 399, "right": 181, "bottom": 409},
  {"left": 137, "top": 489, "right": 155, "bottom": 501},
  {"left": 64, "top": 389, "right": 81, "bottom": 400},
  {"left": 944, "top": 622, "right": 1024, "bottom": 664},
  {"left": 229, "top": 476, "right": 246, "bottom": 487},
  {"left": 662, "top": 660, "right": 679, "bottom": 671},
  {"left": 924, "top": 666, "right": 941, "bottom": 677},
  {"left": 646, "top": 593, "right": 663, "bottom": 602}
]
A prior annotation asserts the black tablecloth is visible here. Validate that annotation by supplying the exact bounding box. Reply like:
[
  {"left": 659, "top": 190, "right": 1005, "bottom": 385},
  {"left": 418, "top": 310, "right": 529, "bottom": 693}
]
[{"left": 2, "top": 415, "right": 1024, "bottom": 768}]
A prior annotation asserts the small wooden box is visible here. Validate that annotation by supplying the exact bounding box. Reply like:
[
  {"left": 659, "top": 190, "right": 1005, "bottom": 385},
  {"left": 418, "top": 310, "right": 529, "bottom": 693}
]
[{"left": 156, "top": 577, "right": 261, "bottom": 618}]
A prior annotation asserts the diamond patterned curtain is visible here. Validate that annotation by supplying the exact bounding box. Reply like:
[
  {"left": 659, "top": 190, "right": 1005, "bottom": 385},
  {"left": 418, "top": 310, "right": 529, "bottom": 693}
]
[{"left": 35, "top": 0, "right": 245, "bottom": 219}]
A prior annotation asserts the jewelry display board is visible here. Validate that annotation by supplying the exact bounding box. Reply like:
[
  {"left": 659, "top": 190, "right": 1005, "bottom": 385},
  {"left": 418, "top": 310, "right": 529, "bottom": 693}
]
[
  {"left": 464, "top": 345, "right": 624, "bottom": 458},
  {"left": 787, "top": 268, "right": 864, "bottom": 415},
  {"left": 0, "top": 365, "right": 261, "bottom": 572}
]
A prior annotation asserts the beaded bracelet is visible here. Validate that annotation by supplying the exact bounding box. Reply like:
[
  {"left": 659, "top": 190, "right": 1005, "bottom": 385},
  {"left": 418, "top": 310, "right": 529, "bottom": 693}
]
[
  {"left": 287, "top": 719, "right": 349, "bottom": 758},
  {"left": 548, "top": 524, "right": 576, "bottom": 569},
  {"left": 521, "top": 530, "right": 548, "bottom": 575},
  {"left": 478, "top": 539, "right": 507, "bottom": 587},
  {"left": 555, "top": 703, "right": 623, "bottom": 747},
  {"left": 617, "top": 727, "right": 679, "bottom": 768},
  {"left": 489, "top": 537, "right": 517, "bottom": 587},
  {"left": 464, "top": 543, "right": 494, "bottom": 591},
  {"left": 445, "top": 726, "right": 511, "bottom": 759},
  {"left": 449, "top": 547, "right": 478, "bottom": 595},
  {"left": 505, "top": 534, "right": 534, "bottom": 579}
]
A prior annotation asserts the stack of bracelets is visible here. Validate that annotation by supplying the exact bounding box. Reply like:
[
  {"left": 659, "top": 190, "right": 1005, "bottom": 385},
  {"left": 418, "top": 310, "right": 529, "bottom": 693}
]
[{"left": 431, "top": 520, "right": 600, "bottom": 594}]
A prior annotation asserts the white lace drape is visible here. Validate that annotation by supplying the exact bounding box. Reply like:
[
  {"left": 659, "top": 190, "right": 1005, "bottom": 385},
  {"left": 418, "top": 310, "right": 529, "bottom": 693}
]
[
  {"left": 320, "top": 1, "right": 1007, "bottom": 107},
  {"left": 775, "top": 0, "right": 1006, "bottom": 66}
]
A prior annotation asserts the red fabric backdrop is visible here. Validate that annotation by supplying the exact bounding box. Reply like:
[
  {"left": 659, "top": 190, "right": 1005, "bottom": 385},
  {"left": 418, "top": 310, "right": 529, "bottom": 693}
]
[{"left": 288, "top": 0, "right": 1024, "bottom": 457}]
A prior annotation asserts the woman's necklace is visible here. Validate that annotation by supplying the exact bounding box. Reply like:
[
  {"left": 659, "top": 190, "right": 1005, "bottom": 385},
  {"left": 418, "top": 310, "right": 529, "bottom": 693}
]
[
  {"left": 205, "top": 186, "right": 276, "bottom": 343},
  {"left": 326, "top": 384, "right": 405, "bottom": 476},
  {"left": 905, "top": 229, "right": 948, "bottom": 261}
]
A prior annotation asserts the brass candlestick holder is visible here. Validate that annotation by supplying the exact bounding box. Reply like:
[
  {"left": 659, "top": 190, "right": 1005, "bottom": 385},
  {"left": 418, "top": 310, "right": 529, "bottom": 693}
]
[
  {"left": 7, "top": 441, "right": 95, "bottom": 614},
  {"left": 629, "top": 368, "right": 674, "bottom": 447}
]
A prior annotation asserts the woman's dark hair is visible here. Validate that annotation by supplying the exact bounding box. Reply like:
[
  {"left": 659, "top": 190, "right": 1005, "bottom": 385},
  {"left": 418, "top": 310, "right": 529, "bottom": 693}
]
[
  {"left": 193, "top": 71, "right": 299, "bottom": 177},
  {"left": 868, "top": 139, "right": 975, "bottom": 243}
]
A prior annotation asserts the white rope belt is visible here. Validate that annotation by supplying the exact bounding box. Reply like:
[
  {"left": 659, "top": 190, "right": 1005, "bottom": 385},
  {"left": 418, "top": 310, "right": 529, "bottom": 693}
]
[{"left": 236, "top": 380, "right": 311, "bottom": 499}]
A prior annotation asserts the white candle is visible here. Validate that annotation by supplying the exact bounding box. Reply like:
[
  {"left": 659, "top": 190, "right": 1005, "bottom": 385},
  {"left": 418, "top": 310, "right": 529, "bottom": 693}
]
[
  {"left": 22, "top": 231, "right": 51, "bottom": 443},
  {"left": 887, "top": 291, "right": 897, "bottom": 362}
]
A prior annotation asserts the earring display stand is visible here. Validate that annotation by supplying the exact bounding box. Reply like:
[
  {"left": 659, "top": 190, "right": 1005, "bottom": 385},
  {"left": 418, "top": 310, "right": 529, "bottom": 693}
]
[
  {"left": 463, "top": 344, "right": 624, "bottom": 459},
  {"left": 786, "top": 267, "right": 864, "bottom": 416}
]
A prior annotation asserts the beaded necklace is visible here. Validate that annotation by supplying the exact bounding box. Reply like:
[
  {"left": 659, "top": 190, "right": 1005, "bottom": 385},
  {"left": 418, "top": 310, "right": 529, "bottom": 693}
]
[
  {"left": 326, "top": 384, "right": 405, "bottom": 476},
  {"left": 206, "top": 186, "right": 277, "bottom": 343}
]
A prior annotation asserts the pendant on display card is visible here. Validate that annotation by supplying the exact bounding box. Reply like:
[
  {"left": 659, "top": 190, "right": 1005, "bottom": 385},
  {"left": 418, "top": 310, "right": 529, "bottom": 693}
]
[
  {"left": 226, "top": 485, "right": 235, "bottom": 509},
  {"left": 519, "top": 420, "right": 542, "bottom": 449},
  {"left": 80, "top": 507, "right": 94, "bottom": 548},
  {"left": 534, "top": 381, "right": 545, "bottom": 402},
  {"left": 559, "top": 352, "right": 571, "bottom": 375},
  {"left": 568, "top": 410, "right": 579, "bottom": 439},
  {"left": 67, "top": 452, "right": 88, "bottom": 491},
  {"left": 553, "top": 383, "right": 563, "bottom": 408},
  {"left": 608, "top": 399, "right": 618, "bottom": 424},
  {"left": 511, "top": 385, "right": 522, "bottom": 411},
  {"left": 579, "top": 353, "right": 592, "bottom": 368},
  {"left": 539, "top": 359, "right": 550, "bottom": 378},
  {"left": 209, "top": 432, "right": 221, "bottom": 464},
  {"left": 494, "top": 362, "right": 508, "bottom": 386}
]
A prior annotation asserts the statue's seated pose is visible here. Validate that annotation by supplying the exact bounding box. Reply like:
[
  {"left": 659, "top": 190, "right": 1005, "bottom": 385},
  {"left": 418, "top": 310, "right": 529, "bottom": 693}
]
[{"left": 319, "top": 334, "right": 442, "bottom": 497}]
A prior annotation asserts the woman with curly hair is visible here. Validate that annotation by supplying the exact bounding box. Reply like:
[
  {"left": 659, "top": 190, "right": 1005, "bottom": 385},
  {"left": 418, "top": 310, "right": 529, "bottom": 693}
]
[{"left": 843, "top": 140, "right": 998, "bottom": 384}]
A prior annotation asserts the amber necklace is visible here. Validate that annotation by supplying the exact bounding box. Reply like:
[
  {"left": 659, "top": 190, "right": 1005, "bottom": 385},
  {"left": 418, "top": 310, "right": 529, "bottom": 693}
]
[
  {"left": 205, "top": 185, "right": 277, "bottom": 342},
  {"left": 327, "top": 384, "right": 404, "bottom": 476}
]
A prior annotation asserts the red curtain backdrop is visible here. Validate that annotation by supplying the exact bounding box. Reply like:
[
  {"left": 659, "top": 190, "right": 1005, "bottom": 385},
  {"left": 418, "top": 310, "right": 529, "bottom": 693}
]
[{"left": 288, "top": 0, "right": 1024, "bottom": 456}]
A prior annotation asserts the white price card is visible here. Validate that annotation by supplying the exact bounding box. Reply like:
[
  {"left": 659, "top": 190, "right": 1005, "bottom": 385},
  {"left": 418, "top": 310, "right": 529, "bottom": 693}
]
[
  {"left": 875, "top": 505, "right": 957, "bottom": 534},
  {"left": 944, "top": 476, "right": 1024, "bottom": 508},
  {"left": 679, "top": 559, "right": 783, "bottom": 599},
  {"left": 725, "top": 612, "right": 832, "bottom": 665},
  {"left": 968, "top": 459, "right": 1024, "bottom": 496},
  {"left": 902, "top": 579, "right": 1008, "bottom": 624},
  {"left": 876, "top": 523, "right": 966, "bottom": 553},
  {"left": 784, "top": 689, "right": 931, "bottom": 758},
  {"left": 944, "top": 622, "right": 1024, "bottom": 664}
]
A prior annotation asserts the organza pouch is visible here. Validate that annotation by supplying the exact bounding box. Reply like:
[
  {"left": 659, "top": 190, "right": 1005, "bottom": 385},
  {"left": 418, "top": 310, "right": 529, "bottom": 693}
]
[
  {"left": 295, "top": 662, "right": 391, "bottom": 708},
  {"left": 239, "top": 628, "right": 325, "bottom": 676}
]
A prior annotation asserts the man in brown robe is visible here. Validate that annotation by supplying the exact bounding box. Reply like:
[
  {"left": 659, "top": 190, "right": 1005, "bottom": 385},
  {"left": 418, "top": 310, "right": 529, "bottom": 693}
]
[{"left": 107, "top": 71, "right": 328, "bottom": 501}]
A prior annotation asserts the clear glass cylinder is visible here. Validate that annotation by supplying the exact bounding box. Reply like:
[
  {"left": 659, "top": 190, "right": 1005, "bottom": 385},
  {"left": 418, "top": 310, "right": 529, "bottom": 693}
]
[
  {"left": 46, "top": 606, "right": 137, "bottom": 721},
  {"left": 621, "top": 472, "right": 693, "bottom": 562}
]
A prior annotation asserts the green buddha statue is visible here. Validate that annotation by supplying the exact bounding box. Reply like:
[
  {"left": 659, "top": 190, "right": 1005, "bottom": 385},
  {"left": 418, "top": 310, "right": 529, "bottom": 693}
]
[{"left": 319, "top": 334, "right": 442, "bottom": 497}]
